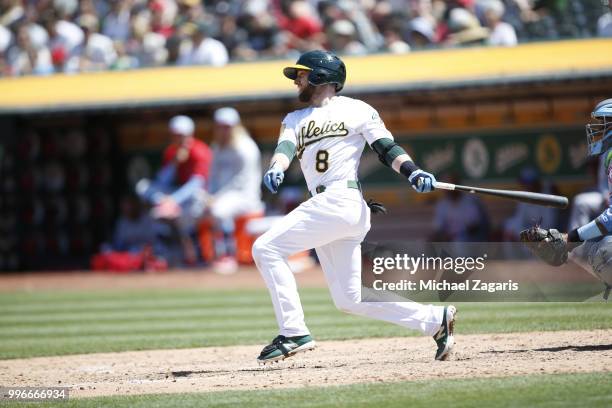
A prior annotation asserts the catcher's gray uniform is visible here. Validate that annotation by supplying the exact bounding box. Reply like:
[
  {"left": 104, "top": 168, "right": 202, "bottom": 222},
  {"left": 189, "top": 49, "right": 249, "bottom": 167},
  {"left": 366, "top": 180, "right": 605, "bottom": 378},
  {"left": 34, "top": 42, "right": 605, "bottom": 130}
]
[
  {"left": 570, "top": 236, "right": 612, "bottom": 297},
  {"left": 523, "top": 100, "right": 612, "bottom": 299},
  {"left": 569, "top": 146, "right": 612, "bottom": 298}
]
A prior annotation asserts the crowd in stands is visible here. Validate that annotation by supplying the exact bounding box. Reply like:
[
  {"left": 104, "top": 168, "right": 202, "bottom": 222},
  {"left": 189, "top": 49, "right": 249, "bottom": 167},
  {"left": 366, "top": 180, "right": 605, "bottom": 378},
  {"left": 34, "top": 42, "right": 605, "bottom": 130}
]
[{"left": 0, "top": 0, "right": 610, "bottom": 77}]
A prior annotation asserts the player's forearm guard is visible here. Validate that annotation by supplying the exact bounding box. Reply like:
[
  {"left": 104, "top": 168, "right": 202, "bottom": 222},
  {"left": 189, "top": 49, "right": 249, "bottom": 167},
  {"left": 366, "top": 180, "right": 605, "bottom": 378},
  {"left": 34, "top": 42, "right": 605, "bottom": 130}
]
[
  {"left": 274, "top": 140, "right": 297, "bottom": 162},
  {"left": 371, "top": 138, "right": 421, "bottom": 178},
  {"left": 371, "top": 138, "right": 406, "bottom": 168}
]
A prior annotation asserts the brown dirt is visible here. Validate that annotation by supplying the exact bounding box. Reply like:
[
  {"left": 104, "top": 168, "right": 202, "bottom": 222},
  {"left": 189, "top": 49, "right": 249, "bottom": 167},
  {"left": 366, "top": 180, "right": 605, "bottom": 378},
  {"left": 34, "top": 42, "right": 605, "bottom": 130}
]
[
  {"left": 1, "top": 264, "right": 608, "bottom": 399},
  {"left": 1, "top": 330, "right": 611, "bottom": 399}
]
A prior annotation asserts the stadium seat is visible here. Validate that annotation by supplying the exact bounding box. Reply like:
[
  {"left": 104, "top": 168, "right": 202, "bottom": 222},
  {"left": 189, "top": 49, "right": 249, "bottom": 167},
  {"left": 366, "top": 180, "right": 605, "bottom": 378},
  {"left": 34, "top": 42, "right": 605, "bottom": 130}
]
[
  {"left": 197, "top": 217, "right": 216, "bottom": 263},
  {"left": 435, "top": 105, "right": 471, "bottom": 129},
  {"left": 474, "top": 102, "right": 510, "bottom": 127},
  {"left": 197, "top": 211, "right": 264, "bottom": 265},
  {"left": 399, "top": 107, "right": 432, "bottom": 131},
  {"left": 512, "top": 100, "right": 550, "bottom": 124},
  {"left": 552, "top": 97, "right": 590, "bottom": 124},
  {"left": 234, "top": 211, "right": 264, "bottom": 264}
]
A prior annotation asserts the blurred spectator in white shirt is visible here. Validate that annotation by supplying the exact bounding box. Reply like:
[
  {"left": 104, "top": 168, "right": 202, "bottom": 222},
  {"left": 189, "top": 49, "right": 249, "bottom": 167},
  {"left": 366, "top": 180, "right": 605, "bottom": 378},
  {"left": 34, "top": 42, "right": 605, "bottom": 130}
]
[
  {"left": 53, "top": 0, "right": 79, "bottom": 18},
  {"left": 76, "top": 14, "right": 117, "bottom": 71},
  {"left": 483, "top": 0, "right": 518, "bottom": 46},
  {"left": 0, "top": 0, "right": 24, "bottom": 27},
  {"left": 598, "top": 1, "right": 612, "bottom": 37},
  {"left": 405, "top": 16, "right": 436, "bottom": 48},
  {"left": 0, "top": 24, "right": 11, "bottom": 54},
  {"left": 23, "top": 8, "right": 49, "bottom": 51},
  {"left": 207, "top": 107, "right": 263, "bottom": 271},
  {"left": 327, "top": 19, "right": 367, "bottom": 55},
  {"left": 338, "top": 0, "right": 383, "bottom": 52},
  {"left": 179, "top": 22, "right": 228, "bottom": 67},
  {"left": 137, "top": 31, "right": 168, "bottom": 67},
  {"left": 383, "top": 28, "right": 411, "bottom": 54},
  {"left": 54, "top": 18, "right": 84, "bottom": 52},
  {"left": 408, "top": 0, "right": 446, "bottom": 33},
  {"left": 7, "top": 24, "right": 53, "bottom": 76},
  {"left": 103, "top": 0, "right": 132, "bottom": 42}
]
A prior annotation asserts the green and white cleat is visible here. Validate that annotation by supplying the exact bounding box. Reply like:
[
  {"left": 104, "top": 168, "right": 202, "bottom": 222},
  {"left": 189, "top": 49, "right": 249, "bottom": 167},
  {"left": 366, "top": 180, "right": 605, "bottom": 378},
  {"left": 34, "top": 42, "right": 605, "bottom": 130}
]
[
  {"left": 433, "top": 305, "right": 457, "bottom": 361},
  {"left": 257, "top": 335, "right": 316, "bottom": 364}
]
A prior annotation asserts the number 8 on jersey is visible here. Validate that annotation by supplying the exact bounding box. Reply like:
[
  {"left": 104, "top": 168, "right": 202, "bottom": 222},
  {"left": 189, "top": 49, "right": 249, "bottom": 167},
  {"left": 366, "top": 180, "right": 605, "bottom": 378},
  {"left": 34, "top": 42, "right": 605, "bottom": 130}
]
[{"left": 316, "top": 150, "right": 329, "bottom": 172}]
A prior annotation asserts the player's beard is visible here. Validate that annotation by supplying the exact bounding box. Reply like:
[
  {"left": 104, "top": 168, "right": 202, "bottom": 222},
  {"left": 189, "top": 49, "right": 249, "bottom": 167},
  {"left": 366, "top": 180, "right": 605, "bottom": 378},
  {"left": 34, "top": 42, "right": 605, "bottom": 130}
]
[{"left": 298, "top": 84, "right": 315, "bottom": 103}]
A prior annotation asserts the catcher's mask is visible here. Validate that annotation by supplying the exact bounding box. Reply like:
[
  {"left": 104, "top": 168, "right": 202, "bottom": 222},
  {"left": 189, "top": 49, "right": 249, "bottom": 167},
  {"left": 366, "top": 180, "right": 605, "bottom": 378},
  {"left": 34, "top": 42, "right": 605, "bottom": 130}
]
[
  {"left": 283, "top": 50, "right": 346, "bottom": 92},
  {"left": 586, "top": 98, "right": 612, "bottom": 157}
]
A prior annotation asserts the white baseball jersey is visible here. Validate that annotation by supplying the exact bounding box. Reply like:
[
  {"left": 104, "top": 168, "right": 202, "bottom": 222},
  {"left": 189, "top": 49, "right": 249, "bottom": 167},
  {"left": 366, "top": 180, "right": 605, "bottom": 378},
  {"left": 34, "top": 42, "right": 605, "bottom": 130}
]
[
  {"left": 279, "top": 96, "right": 393, "bottom": 191},
  {"left": 208, "top": 135, "right": 264, "bottom": 220}
]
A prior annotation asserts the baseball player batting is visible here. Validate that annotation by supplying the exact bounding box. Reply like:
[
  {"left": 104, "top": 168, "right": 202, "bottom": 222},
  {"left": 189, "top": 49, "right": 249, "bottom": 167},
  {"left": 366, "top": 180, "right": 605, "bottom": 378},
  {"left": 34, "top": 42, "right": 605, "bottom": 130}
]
[{"left": 252, "top": 50, "right": 456, "bottom": 364}]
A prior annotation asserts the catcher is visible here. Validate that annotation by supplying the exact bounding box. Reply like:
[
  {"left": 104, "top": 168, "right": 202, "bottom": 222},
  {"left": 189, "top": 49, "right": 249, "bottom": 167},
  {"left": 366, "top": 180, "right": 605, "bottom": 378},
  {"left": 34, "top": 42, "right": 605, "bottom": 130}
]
[{"left": 521, "top": 99, "right": 612, "bottom": 299}]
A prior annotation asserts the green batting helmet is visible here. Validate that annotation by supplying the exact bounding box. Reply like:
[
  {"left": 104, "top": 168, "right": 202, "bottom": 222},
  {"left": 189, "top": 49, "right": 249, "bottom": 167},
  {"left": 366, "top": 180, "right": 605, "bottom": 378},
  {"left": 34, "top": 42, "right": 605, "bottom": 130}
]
[{"left": 283, "top": 50, "right": 346, "bottom": 92}]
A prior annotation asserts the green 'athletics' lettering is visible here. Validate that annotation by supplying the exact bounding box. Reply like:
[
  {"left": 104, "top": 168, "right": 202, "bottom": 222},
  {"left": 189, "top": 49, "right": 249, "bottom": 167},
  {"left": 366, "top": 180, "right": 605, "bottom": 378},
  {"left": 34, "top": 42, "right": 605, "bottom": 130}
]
[{"left": 297, "top": 120, "right": 349, "bottom": 158}]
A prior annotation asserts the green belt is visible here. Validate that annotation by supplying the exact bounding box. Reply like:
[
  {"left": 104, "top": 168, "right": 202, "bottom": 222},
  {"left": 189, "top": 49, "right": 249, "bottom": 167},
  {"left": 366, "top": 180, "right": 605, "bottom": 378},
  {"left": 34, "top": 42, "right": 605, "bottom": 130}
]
[{"left": 311, "top": 180, "right": 361, "bottom": 196}]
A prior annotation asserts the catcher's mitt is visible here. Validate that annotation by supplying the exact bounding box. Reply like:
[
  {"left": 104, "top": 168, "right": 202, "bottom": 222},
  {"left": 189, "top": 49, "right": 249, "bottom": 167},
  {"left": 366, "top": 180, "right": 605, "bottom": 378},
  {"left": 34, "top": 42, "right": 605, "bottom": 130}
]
[{"left": 519, "top": 226, "right": 568, "bottom": 266}]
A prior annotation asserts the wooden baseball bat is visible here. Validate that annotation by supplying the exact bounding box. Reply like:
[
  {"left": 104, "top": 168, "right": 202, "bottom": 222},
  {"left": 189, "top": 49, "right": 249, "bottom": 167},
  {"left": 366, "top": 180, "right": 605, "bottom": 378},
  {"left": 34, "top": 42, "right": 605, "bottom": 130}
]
[{"left": 433, "top": 181, "right": 569, "bottom": 209}]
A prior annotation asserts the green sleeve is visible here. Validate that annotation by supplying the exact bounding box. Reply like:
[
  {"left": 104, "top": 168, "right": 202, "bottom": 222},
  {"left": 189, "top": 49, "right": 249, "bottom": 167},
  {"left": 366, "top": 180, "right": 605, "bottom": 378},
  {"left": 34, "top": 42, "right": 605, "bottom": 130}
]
[
  {"left": 371, "top": 138, "right": 406, "bottom": 167},
  {"left": 275, "top": 140, "right": 297, "bottom": 162}
]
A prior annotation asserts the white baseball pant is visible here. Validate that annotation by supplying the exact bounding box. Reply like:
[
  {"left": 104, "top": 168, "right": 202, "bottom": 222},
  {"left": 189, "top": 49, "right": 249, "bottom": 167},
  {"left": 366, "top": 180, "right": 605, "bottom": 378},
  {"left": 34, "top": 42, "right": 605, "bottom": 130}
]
[{"left": 252, "top": 182, "right": 444, "bottom": 337}]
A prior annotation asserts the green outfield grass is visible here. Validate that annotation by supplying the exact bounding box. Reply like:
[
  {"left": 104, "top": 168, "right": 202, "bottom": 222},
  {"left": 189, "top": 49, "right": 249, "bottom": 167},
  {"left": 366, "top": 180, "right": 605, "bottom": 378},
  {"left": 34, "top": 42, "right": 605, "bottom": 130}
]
[
  {"left": 0, "top": 288, "right": 611, "bottom": 359},
  {"left": 2, "top": 372, "right": 611, "bottom": 408}
]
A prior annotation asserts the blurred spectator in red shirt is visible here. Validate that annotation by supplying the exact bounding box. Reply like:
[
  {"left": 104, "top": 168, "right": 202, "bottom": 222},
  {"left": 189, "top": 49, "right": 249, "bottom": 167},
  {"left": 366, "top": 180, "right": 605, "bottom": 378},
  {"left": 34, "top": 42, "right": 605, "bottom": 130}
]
[
  {"left": 277, "top": 0, "right": 325, "bottom": 51},
  {"left": 136, "top": 115, "right": 212, "bottom": 265},
  {"left": 150, "top": 0, "right": 174, "bottom": 39},
  {"left": 161, "top": 117, "right": 211, "bottom": 187}
]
